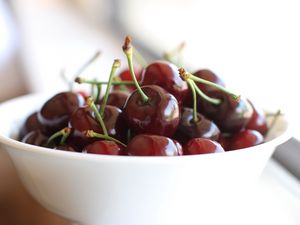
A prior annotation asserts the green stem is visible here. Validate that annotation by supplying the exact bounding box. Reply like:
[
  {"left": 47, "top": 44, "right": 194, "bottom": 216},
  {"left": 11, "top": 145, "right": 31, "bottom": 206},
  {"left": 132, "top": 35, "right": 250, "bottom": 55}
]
[
  {"left": 186, "top": 80, "right": 198, "bottom": 122},
  {"left": 100, "top": 59, "right": 121, "bottom": 116},
  {"left": 87, "top": 97, "right": 108, "bottom": 136},
  {"left": 85, "top": 130, "right": 127, "bottom": 147},
  {"left": 191, "top": 81, "right": 221, "bottom": 105},
  {"left": 189, "top": 73, "right": 240, "bottom": 101},
  {"left": 74, "top": 51, "right": 101, "bottom": 77},
  {"left": 47, "top": 127, "right": 71, "bottom": 146},
  {"left": 76, "top": 77, "right": 135, "bottom": 86},
  {"left": 123, "top": 36, "right": 149, "bottom": 103}
]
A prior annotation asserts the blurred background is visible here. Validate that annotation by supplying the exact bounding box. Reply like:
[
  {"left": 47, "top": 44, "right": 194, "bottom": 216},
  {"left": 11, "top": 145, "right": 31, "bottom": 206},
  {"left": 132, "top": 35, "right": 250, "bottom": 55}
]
[{"left": 0, "top": 0, "right": 300, "bottom": 224}]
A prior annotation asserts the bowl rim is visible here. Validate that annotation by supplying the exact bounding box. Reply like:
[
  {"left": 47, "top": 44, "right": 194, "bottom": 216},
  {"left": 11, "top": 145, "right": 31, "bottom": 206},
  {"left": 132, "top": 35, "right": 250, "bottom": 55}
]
[{"left": 0, "top": 92, "right": 292, "bottom": 164}]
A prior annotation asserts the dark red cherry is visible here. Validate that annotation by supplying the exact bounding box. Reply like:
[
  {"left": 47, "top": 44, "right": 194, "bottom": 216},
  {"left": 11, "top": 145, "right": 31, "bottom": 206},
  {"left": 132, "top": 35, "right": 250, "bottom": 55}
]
[
  {"left": 218, "top": 133, "right": 231, "bottom": 151},
  {"left": 21, "top": 130, "right": 48, "bottom": 147},
  {"left": 127, "top": 134, "right": 183, "bottom": 156},
  {"left": 124, "top": 85, "right": 180, "bottom": 137},
  {"left": 83, "top": 140, "right": 126, "bottom": 155},
  {"left": 246, "top": 99, "right": 268, "bottom": 135},
  {"left": 101, "top": 105, "right": 128, "bottom": 143},
  {"left": 99, "top": 91, "right": 129, "bottom": 109},
  {"left": 38, "top": 91, "right": 85, "bottom": 134},
  {"left": 197, "top": 90, "right": 253, "bottom": 133},
  {"left": 173, "top": 107, "right": 220, "bottom": 145},
  {"left": 113, "top": 68, "right": 143, "bottom": 92},
  {"left": 227, "top": 129, "right": 264, "bottom": 150},
  {"left": 67, "top": 106, "right": 101, "bottom": 151},
  {"left": 141, "top": 61, "right": 188, "bottom": 107},
  {"left": 19, "top": 111, "right": 44, "bottom": 140},
  {"left": 183, "top": 138, "right": 225, "bottom": 155}
]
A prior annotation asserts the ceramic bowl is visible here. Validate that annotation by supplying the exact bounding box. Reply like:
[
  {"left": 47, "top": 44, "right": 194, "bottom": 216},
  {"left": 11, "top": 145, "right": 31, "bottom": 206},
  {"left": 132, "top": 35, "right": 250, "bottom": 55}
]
[{"left": 0, "top": 93, "right": 290, "bottom": 225}]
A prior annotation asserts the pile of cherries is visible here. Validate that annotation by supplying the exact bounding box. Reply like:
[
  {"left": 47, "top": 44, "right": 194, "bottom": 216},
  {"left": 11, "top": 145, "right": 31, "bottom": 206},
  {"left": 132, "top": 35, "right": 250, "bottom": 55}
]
[{"left": 19, "top": 36, "right": 268, "bottom": 156}]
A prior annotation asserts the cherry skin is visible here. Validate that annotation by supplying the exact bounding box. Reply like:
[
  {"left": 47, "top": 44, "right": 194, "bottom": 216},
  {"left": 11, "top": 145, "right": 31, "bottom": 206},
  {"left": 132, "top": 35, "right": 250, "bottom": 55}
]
[
  {"left": 197, "top": 90, "right": 253, "bottom": 133},
  {"left": 38, "top": 91, "right": 85, "bottom": 135},
  {"left": 141, "top": 61, "right": 188, "bottom": 107},
  {"left": 127, "top": 134, "right": 183, "bottom": 156},
  {"left": 183, "top": 138, "right": 225, "bottom": 155},
  {"left": 19, "top": 111, "right": 44, "bottom": 140},
  {"left": 99, "top": 90, "right": 129, "bottom": 109},
  {"left": 227, "top": 129, "right": 264, "bottom": 151},
  {"left": 173, "top": 107, "right": 220, "bottom": 145},
  {"left": 83, "top": 140, "right": 126, "bottom": 155},
  {"left": 21, "top": 130, "right": 49, "bottom": 147},
  {"left": 67, "top": 106, "right": 102, "bottom": 151},
  {"left": 124, "top": 85, "right": 180, "bottom": 137},
  {"left": 246, "top": 99, "right": 268, "bottom": 135}
]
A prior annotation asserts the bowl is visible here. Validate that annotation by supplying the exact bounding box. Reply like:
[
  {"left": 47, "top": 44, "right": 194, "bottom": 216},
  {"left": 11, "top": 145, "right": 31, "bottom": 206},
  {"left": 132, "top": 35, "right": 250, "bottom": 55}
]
[{"left": 0, "top": 92, "right": 291, "bottom": 225}]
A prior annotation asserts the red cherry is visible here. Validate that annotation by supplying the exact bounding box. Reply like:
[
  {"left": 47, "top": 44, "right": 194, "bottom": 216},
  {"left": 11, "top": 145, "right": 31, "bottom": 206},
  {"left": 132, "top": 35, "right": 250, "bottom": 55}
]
[
  {"left": 98, "top": 90, "right": 129, "bottom": 109},
  {"left": 141, "top": 61, "right": 188, "bottom": 107},
  {"left": 173, "top": 107, "right": 220, "bottom": 145},
  {"left": 127, "top": 134, "right": 183, "bottom": 156},
  {"left": 246, "top": 99, "right": 268, "bottom": 135},
  {"left": 227, "top": 129, "right": 264, "bottom": 150},
  {"left": 83, "top": 140, "right": 126, "bottom": 155},
  {"left": 113, "top": 68, "right": 143, "bottom": 92},
  {"left": 197, "top": 90, "right": 253, "bottom": 133},
  {"left": 124, "top": 85, "right": 180, "bottom": 137},
  {"left": 21, "top": 130, "right": 48, "bottom": 147},
  {"left": 183, "top": 138, "right": 225, "bottom": 155},
  {"left": 38, "top": 91, "right": 85, "bottom": 135},
  {"left": 19, "top": 111, "right": 44, "bottom": 140}
]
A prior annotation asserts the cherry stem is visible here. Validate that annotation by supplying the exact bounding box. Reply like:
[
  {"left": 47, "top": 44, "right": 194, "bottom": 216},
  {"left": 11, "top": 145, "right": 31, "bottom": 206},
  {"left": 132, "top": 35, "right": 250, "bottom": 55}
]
[
  {"left": 265, "top": 109, "right": 282, "bottom": 137},
  {"left": 84, "top": 130, "right": 127, "bottom": 147},
  {"left": 191, "top": 80, "right": 221, "bottom": 105},
  {"left": 100, "top": 59, "right": 121, "bottom": 116},
  {"left": 75, "top": 77, "right": 135, "bottom": 86},
  {"left": 179, "top": 67, "right": 240, "bottom": 101},
  {"left": 47, "top": 127, "right": 71, "bottom": 146},
  {"left": 123, "top": 36, "right": 149, "bottom": 103},
  {"left": 133, "top": 47, "right": 147, "bottom": 68},
  {"left": 186, "top": 79, "right": 198, "bottom": 122},
  {"left": 86, "top": 97, "right": 108, "bottom": 136}
]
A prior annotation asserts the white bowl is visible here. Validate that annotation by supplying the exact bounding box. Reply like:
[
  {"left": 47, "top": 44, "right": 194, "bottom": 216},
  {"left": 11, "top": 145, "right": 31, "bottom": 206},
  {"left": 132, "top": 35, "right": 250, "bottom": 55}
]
[{"left": 0, "top": 93, "right": 291, "bottom": 225}]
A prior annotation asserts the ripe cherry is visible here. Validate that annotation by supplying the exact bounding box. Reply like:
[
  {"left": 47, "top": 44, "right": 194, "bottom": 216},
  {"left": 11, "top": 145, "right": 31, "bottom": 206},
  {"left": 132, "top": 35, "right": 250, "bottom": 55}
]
[
  {"left": 124, "top": 85, "right": 180, "bottom": 137},
  {"left": 183, "top": 138, "right": 225, "bottom": 155},
  {"left": 227, "top": 129, "right": 264, "bottom": 150},
  {"left": 19, "top": 111, "right": 44, "bottom": 140},
  {"left": 38, "top": 91, "right": 85, "bottom": 135},
  {"left": 83, "top": 140, "right": 126, "bottom": 155},
  {"left": 99, "top": 90, "right": 129, "bottom": 109},
  {"left": 141, "top": 60, "right": 188, "bottom": 107},
  {"left": 127, "top": 134, "right": 183, "bottom": 156},
  {"left": 246, "top": 99, "right": 268, "bottom": 135},
  {"left": 21, "top": 130, "right": 48, "bottom": 147},
  {"left": 173, "top": 107, "right": 220, "bottom": 145}
]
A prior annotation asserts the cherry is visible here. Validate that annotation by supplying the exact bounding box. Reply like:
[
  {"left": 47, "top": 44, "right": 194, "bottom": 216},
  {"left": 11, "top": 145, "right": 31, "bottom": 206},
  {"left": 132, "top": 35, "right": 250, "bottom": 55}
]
[
  {"left": 21, "top": 130, "right": 49, "bottom": 147},
  {"left": 67, "top": 106, "right": 101, "bottom": 151},
  {"left": 98, "top": 90, "right": 129, "bottom": 109},
  {"left": 140, "top": 61, "right": 188, "bottom": 107},
  {"left": 197, "top": 90, "right": 253, "bottom": 132},
  {"left": 193, "top": 69, "right": 225, "bottom": 94},
  {"left": 123, "top": 37, "right": 180, "bottom": 137},
  {"left": 124, "top": 85, "right": 180, "bottom": 137},
  {"left": 38, "top": 91, "right": 85, "bottom": 135},
  {"left": 227, "top": 129, "right": 264, "bottom": 150},
  {"left": 183, "top": 138, "right": 225, "bottom": 155},
  {"left": 83, "top": 140, "right": 126, "bottom": 155},
  {"left": 19, "top": 111, "right": 44, "bottom": 140},
  {"left": 127, "top": 134, "right": 183, "bottom": 156},
  {"left": 173, "top": 107, "right": 220, "bottom": 145},
  {"left": 246, "top": 99, "right": 268, "bottom": 135}
]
